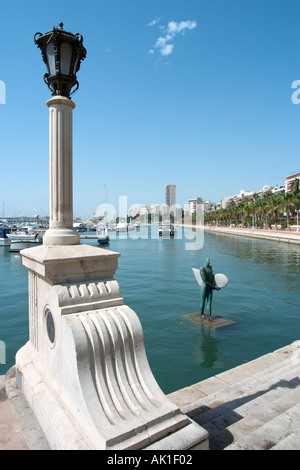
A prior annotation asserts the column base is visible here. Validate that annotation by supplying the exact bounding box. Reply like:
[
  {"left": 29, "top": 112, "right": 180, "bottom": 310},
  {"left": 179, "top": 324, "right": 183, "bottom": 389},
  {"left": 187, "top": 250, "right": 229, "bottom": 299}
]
[
  {"left": 16, "top": 245, "right": 208, "bottom": 450},
  {"left": 43, "top": 228, "right": 80, "bottom": 246}
]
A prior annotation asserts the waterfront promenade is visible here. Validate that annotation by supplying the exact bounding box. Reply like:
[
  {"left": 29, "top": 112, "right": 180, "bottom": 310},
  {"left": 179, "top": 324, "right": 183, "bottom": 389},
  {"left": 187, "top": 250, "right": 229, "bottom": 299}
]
[
  {"left": 1, "top": 342, "right": 299, "bottom": 450},
  {"left": 203, "top": 225, "right": 300, "bottom": 245},
  {"left": 0, "top": 225, "right": 299, "bottom": 450}
]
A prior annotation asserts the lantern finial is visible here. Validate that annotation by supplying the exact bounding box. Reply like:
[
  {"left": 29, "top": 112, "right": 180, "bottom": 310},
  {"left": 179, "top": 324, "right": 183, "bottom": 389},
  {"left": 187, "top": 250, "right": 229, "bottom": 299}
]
[{"left": 34, "top": 23, "right": 87, "bottom": 98}]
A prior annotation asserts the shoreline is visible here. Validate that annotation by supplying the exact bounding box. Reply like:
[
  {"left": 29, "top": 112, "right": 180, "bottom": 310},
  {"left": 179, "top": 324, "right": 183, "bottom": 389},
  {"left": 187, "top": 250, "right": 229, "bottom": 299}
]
[{"left": 188, "top": 225, "right": 300, "bottom": 245}]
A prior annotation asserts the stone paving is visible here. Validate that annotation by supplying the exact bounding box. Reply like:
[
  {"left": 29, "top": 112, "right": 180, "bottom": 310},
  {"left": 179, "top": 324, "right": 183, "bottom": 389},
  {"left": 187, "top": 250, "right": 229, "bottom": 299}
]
[
  {"left": 1, "top": 342, "right": 299, "bottom": 450},
  {"left": 168, "top": 342, "right": 300, "bottom": 450}
]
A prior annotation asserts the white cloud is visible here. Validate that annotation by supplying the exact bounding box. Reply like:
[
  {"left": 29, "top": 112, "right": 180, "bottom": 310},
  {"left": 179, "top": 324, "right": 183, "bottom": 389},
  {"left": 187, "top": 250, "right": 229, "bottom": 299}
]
[
  {"left": 155, "top": 36, "right": 168, "bottom": 48},
  {"left": 149, "top": 19, "right": 197, "bottom": 57},
  {"left": 161, "top": 44, "right": 174, "bottom": 56},
  {"left": 148, "top": 17, "right": 163, "bottom": 27},
  {"left": 167, "top": 20, "right": 197, "bottom": 35}
]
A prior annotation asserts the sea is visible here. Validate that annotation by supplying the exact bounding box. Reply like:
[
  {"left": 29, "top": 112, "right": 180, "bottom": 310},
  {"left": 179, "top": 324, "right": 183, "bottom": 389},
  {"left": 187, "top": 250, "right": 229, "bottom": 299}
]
[{"left": 0, "top": 226, "right": 299, "bottom": 395}]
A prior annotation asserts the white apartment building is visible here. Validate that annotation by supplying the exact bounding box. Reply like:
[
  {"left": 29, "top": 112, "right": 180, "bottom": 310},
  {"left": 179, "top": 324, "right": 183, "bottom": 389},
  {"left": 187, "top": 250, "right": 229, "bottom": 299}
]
[
  {"left": 188, "top": 197, "right": 203, "bottom": 214},
  {"left": 285, "top": 172, "right": 300, "bottom": 192}
]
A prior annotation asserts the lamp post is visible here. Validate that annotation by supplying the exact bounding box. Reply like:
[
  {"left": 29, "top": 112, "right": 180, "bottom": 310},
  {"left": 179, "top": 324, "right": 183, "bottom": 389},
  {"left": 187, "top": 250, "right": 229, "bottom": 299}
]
[
  {"left": 34, "top": 23, "right": 86, "bottom": 245},
  {"left": 15, "top": 23, "right": 207, "bottom": 451}
]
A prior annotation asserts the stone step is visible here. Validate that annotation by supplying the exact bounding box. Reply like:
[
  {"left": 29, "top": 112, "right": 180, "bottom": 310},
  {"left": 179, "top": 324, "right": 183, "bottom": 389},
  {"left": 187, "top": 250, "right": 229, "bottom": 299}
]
[
  {"left": 190, "top": 360, "right": 300, "bottom": 424},
  {"left": 225, "top": 403, "right": 300, "bottom": 450},
  {"left": 271, "top": 430, "right": 300, "bottom": 450},
  {"left": 168, "top": 344, "right": 300, "bottom": 450},
  {"left": 169, "top": 341, "right": 300, "bottom": 450},
  {"left": 190, "top": 374, "right": 300, "bottom": 450}
]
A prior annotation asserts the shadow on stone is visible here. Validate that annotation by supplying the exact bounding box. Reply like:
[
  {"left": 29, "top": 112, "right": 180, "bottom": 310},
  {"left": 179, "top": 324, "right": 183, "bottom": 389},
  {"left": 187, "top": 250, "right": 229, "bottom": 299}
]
[{"left": 186, "top": 376, "right": 300, "bottom": 450}]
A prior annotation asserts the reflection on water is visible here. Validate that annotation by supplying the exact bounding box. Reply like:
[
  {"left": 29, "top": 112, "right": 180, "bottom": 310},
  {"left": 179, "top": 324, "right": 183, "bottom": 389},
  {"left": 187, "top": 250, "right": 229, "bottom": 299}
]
[
  {"left": 193, "top": 324, "right": 226, "bottom": 369},
  {"left": 0, "top": 228, "right": 299, "bottom": 395}
]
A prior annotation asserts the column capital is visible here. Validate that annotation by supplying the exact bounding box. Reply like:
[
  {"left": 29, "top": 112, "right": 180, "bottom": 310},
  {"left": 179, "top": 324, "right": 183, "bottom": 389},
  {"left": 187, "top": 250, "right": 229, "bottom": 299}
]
[{"left": 46, "top": 96, "right": 76, "bottom": 110}]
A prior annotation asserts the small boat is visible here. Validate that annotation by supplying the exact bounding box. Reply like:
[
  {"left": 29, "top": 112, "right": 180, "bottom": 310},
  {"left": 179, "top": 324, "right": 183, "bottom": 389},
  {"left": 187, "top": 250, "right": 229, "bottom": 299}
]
[
  {"left": 7, "top": 226, "right": 44, "bottom": 252},
  {"left": 97, "top": 227, "right": 110, "bottom": 245},
  {"left": 0, "top": 227, "right": 12, "bottom": 246},
  {"left": 7, "top": 228, "right": 38, "bottom": 242},
  {"left": 158, "top": 224, "right": 176, "bottom": 237},
  {"left": 116, "top": 222, "right": 128, "bottom": 232},
  {"left": 9, "top": 238, "right": 42, "bottom": 252},
  {"left": 74, "top": 223, "right": 87, "bottom": 232}
]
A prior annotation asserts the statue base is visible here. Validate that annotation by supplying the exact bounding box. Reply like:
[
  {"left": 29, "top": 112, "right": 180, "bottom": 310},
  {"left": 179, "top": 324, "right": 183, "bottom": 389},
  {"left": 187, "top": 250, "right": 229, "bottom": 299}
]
[
  {"left": 183, "top": 313, "right": 236, "bottom": 328},
  {"left": 16, "top": 244, "right": 208, "bottom": 450}
]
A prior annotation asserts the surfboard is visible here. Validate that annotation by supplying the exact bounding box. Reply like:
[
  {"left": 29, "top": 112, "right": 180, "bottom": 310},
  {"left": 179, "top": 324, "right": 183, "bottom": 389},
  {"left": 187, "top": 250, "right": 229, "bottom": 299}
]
[{"left": 192, "top": 268, "right": 228, "bottom": 289}]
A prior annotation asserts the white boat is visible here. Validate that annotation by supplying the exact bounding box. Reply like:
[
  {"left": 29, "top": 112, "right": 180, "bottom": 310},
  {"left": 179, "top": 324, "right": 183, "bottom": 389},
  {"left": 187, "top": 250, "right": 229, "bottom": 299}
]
[
  {"left": 116, "top": 222, "right": 128, "bottom": 232},
  {"left": 7, "top": 229, "right": 38, "bottom": 242},
  {"left": 9, "top": 239, "right": 42, "bottom": 252},
  {"left": 97, "top": 227, "right": 110, "bottom": 245},
  {"left": 7, "top": 226, "right": 45, "bottom": 252},
  {"left": 73, "top": 223, "right": 87, "bottom": 232},
  {"left": 0, "top": 227, "right": 11, "bottom": 246},
  {"left": 158, "top": 224, "right": 176, "bottom": 237}
]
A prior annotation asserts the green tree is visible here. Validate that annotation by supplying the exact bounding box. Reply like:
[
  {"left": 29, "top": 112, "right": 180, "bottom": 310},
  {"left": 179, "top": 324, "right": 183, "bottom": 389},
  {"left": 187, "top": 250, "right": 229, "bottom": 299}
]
[
  {"left": 290, "top": 178, "right": 300, "bottom": 194},
  {"left": 269, "top": 194, "right": 282, "bottom": 230},
  {"left": 279, "top": 193, "right": 295, "bottom": 230}
]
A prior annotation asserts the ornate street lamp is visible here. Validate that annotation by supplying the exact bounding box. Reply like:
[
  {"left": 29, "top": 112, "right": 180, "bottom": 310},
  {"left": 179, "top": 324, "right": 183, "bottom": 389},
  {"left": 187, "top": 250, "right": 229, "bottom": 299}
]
[
  {"left": 34, "top": 22, "right": 87, "bottom": 98},
  {"left": 15, "top": 21, "right": 207, "bottom": 452},
  {"left": 33, "top": 22, "right": 87, "bottom": 245}
]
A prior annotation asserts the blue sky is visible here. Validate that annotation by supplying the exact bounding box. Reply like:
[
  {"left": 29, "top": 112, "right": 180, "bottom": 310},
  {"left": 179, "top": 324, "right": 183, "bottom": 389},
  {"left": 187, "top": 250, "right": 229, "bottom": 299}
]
[{"left": 0, "top": 0, "right": 299, "bottom": 219}]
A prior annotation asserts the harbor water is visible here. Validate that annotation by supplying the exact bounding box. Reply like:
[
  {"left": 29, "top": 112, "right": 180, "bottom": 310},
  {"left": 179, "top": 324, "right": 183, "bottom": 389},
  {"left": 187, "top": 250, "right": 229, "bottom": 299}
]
[{"left": 0, "top": 227, "right": 299, "bottom": 395}]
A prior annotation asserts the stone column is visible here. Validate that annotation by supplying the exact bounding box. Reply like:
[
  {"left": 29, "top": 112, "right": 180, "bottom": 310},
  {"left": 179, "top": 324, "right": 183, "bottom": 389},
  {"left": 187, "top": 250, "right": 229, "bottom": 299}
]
[
  {"left": 43, "top": 96, "right": 80, "bottom": 246},
  {"left": 15, "top": 92, "right": 208, "bottom": 452}
]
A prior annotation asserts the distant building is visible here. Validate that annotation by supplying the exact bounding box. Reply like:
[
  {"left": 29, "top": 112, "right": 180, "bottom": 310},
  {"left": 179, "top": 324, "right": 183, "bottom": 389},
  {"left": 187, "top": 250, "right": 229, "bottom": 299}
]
[
  {"left": 238, "top": 190, "right": 254, "bottom": 198},
  {"left": 203, "top": 201, "right": 217, "bottom": 212},
  {"left": 165, "top": 185, "right": 176, "bottom": 209},
  {"left": 188, "top": 197, "right": 203, "bottom": 214},
  {"left": 220, "top": 195, "right": 235, "bottom": 209},
  {"left": 128, "top": 206, "right": 149, "bottom": 218},
  {"left": 285, "top": 172, "right": 300, "bottom": 192},
  {"left": 272, "top": 185, "right": 285, "bottom": 195},
  {"left": 256, "top": 185, "right": 273, "bottom": 197}
]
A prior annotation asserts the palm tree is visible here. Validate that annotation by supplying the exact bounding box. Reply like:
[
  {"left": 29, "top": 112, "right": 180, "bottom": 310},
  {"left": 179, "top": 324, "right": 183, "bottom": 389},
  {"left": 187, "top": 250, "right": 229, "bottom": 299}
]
[
  {"left": 293, "top": 193, "right": 300, "bottom": 232},
  {"left": 248, "top": 200, "right": 259, "bottom": 229},
  {"left": 290, "top": 178, "right": 300, "bottom": 194},
  {"left": 257, "top": 198, "right": 271, "bottom": 229},
  {"left": 269, "top": 194, "right": 282, "bottom": 230},
  {"left": 279, "top": 192, "right": 295, "bottom": 230},
  {"left": 225, "top": 201, "right": 236, "bottom": 227}
]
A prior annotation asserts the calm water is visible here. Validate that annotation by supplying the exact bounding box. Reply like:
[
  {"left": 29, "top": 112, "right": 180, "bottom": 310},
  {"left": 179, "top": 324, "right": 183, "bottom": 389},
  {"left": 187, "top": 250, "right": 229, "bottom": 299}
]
[{"left": 0, "top": 227, "right": 299, "bottom": 394}]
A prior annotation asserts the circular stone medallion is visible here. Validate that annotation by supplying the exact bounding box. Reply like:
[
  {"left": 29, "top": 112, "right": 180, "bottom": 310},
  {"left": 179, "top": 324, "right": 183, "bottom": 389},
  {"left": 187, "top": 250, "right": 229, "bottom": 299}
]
[{"left": 46, "top": 311, "right": 55, "bottom": 343}]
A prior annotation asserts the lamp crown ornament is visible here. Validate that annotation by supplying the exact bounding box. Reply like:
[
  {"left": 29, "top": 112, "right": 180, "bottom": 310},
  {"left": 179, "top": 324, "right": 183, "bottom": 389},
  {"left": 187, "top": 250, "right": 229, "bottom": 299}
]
[{"left": 34, "top": 22, "right": 87, "bottom": 98}]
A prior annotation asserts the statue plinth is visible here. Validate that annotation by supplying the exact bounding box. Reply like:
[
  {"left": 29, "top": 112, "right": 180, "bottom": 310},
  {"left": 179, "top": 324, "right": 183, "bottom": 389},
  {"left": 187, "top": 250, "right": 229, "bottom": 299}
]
[{"left": 16, "top": 244, "right": 208, "bottom": 450}]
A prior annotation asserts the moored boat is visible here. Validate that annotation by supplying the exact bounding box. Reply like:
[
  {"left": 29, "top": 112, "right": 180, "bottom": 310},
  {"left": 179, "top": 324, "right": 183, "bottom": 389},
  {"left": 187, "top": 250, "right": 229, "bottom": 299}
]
[
  {"left": 7, "top": 226, "right": 44, "bottom": 252},
  {"left": 0, "top": 227, "right": 12, "bottom": 246},
  {"left": 73, "top": 222, "right": 87, "bottom": 232},
  {"left": 9, "top": 238, "right": 42, "bottom": 252},
  {"left": 7, "top": 229, "right": 38, "bottom": 242},
  {"left": 158, "top": 224, "right": 176, "bottom": 237},
  {"left": 97, "top": 227, "right": 110, "bottom": 245},
  {"left": 116, "top": 222, "right": 128, "bottom": 232}
]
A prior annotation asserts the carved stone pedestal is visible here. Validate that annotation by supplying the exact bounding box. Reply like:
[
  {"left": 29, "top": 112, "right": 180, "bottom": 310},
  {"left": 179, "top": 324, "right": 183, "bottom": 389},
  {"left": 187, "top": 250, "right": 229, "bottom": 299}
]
[{"left": 16, "top": 244, "right": 208, "bottom": 450}]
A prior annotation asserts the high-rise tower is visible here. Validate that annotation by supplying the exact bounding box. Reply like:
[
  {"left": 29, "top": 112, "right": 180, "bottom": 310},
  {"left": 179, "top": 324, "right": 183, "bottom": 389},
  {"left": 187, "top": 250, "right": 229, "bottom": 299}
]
[{"left": 165, "top": 184, "right": 176, "bottom": 209}]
